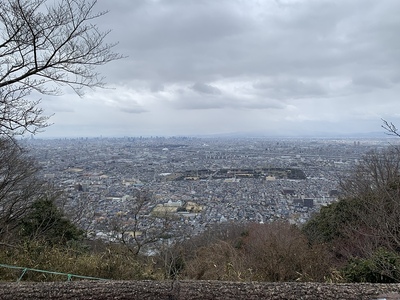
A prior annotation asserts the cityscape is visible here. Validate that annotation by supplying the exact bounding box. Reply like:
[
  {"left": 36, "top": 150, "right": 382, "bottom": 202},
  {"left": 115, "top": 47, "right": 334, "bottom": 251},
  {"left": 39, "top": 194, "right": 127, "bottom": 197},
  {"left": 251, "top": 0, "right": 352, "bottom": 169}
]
[{"left": 24, "top": 136, "right": 397, "bottom": 244}]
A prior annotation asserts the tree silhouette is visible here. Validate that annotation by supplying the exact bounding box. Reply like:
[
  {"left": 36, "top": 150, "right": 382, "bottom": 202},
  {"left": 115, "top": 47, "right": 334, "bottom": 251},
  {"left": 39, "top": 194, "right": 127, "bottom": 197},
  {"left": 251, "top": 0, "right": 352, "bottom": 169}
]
[
  {"left": 0, "top": 0, "right": 122, "bottom": 136},
  {"left": 0, "top": 138, "right": 46, "bottom": 242},
  {"left": 110, "top": 189, "right": 177, "bottom": 257}
]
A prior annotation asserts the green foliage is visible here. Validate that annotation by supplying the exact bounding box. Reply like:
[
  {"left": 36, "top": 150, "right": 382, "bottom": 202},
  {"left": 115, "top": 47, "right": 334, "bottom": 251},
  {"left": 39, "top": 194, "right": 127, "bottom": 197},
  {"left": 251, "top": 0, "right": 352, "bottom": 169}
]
[
  {"left": 342, "top": 248, "right": 400, "bottom": 283},
  {"left": 302, "top": 198, "right": 363, "bottom": 245},
  {"left": 302, "top": 147, "right": 400, "bottom": 283},
  {"left": 19, "top": 197, "right": 84, "bottom": 246}
]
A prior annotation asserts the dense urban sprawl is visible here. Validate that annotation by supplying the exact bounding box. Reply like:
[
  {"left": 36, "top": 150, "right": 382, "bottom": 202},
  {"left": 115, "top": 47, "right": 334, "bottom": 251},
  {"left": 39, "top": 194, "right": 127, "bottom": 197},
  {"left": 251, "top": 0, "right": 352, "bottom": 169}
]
[{"left": 24, "top": 136, "right": 395, "bottom": 246}]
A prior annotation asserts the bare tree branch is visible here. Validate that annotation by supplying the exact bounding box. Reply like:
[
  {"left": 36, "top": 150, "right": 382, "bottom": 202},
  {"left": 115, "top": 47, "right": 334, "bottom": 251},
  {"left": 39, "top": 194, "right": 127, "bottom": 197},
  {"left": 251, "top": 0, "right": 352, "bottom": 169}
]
[
  {"left": 0, "top": 0, "right": 123, "bottom": 137},
  {"left": 338, "top": 147, "right": 400, "bottom": 257},
  {"left": 0, "top": 137, "right": 49, "bottom": 241},
  {"left": 110, "top": 189, "right": 177, "bottom": 257},
  {"left": 382, "top": 119, "right": 400, "bottom": 138}
]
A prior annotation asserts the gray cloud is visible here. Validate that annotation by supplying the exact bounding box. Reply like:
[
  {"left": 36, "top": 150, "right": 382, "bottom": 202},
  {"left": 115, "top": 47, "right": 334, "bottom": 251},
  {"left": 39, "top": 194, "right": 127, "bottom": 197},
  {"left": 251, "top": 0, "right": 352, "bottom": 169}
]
[
  {"left": 171, "top": 88, "right": 285, "bottom": 110},
  {"left": 253, "top": 78, "right": 327, "bottom": 99},
  {"left": 352, "top": 74, "right": 392, "bottom": 89},
  {"left": 100, "top": 0, "right": 400, "bottom": 82},
  {"left": 96, "top": 0, "right": 400, "bottom": 91},
  {"left": 120, "top": 107, "right": 148, "bottom": 114},
  {"left": 149, "top": 82, "right": 165, "bottom": 93},
  {"left": 39, "top": 0, "right": 400, "bottom": 137},
  {"left": 191, "top": 82, "right": 222, "bottom": 95}
]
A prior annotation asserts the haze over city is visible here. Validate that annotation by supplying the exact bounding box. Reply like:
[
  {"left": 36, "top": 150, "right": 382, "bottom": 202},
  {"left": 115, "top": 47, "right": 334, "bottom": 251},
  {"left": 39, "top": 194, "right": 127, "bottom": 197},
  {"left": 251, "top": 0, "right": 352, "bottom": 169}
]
[{"left": 38, "top": 0, "right": 400, "bottom": 138}]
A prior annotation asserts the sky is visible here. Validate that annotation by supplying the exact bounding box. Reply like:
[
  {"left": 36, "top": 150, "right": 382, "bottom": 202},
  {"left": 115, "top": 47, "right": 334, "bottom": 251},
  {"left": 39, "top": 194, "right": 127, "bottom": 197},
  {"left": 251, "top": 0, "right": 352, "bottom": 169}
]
[{"left": 39, "top": 0, "right": 400, "bottom": 138}]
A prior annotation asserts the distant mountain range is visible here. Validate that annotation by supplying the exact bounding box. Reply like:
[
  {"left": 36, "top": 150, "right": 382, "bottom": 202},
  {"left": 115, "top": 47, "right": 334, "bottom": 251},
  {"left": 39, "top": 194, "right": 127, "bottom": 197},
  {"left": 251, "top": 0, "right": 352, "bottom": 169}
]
[{"left": 196, "top": 130, "right": 391, "bottom": 139}]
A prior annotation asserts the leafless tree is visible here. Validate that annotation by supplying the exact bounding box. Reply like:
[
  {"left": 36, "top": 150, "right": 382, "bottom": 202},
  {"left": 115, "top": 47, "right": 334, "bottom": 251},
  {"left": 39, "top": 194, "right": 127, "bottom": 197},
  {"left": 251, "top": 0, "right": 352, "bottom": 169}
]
[
  {"left": 340, "top": 147, "right": 400, "bottom": 197},
  {"left": 0, "top": 137, "right": 48, "bottom": 241},
  {"left": 243, "top": 222, "right": 332, "bottom": 282},
  {"left": 337, "top": 124, "right": 400, "bottom": 256},
  {"left": 0, "top": 0, "right": 122, "bottom": 136},
  {"left": 338, "top": 147, "right": 400, "bottom": 257},
  {"left": 57, "top": 191, "right": 98, "bottom": 233},
  {"left": 382, "top": 119, "right": 400, "bottom": 138},
  {"left": 110, "top": 189, "right": 177, "bottom": 257},
  {"left": 179, "top": 222, "right": 332, "bottom": 281}
]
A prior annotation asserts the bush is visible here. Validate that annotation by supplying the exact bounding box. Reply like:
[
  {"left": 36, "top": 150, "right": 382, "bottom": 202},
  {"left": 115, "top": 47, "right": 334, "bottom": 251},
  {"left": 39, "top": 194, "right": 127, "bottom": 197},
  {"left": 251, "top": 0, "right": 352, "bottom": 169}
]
[
  {"left": 0, "top": 241, "right": 159, "bottom": 281},
  {"left": 19, "top": 197, "right": 85, "bottom": 246},
  {"left": 178, "top": 222, "right": 334, "bottom": 282},
  {"left": 302, "top": 198, "right": 363, "bottom": 246},
  {"left": 342, "top": 248, "right": 400, "bottom": 283},
  {"left": 243, "top": 222, "right": 333, "bottom": 282}
]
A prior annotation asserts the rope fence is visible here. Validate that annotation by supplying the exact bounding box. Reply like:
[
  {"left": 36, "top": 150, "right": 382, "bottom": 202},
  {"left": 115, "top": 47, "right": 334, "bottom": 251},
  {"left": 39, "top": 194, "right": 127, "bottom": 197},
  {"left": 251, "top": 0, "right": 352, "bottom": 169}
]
[{"left": 0, "top": 263, "right": 107, "bottom": 282}]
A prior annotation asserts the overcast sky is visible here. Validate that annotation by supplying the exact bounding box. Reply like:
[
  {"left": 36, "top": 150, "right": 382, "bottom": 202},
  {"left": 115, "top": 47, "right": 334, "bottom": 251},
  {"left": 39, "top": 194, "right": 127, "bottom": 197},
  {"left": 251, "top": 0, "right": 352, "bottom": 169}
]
[{"left": 39, "top": 0, "right": 400, "bottom": 138}]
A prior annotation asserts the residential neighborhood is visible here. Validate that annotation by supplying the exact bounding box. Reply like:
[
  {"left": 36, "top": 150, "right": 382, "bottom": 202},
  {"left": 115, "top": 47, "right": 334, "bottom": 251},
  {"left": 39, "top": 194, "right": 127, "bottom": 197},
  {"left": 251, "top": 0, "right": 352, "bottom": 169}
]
[{"left": 25, "top": 136, "right": 395, "bottom": 243}]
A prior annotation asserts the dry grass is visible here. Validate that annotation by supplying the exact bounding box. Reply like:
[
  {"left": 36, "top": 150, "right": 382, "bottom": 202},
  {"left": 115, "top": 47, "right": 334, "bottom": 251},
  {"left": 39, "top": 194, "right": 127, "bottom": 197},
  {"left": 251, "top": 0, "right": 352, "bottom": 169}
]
[{"left": 0, "top": 241, "right": 160, "bottom": 282}]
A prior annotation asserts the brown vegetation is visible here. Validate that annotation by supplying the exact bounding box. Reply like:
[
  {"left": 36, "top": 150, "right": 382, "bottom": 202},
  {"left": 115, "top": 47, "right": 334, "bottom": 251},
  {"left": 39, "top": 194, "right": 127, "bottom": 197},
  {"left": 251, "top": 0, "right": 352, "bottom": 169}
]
[{"left": 176, "top": 222, "right": 334, "bottom": 282}]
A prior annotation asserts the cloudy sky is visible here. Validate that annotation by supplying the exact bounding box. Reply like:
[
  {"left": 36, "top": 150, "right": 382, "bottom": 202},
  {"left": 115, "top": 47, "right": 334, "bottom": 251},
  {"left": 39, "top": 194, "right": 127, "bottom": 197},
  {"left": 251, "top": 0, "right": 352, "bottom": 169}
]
[{"left": 40, "top": 0, "right": 400, "bottom": 138}]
